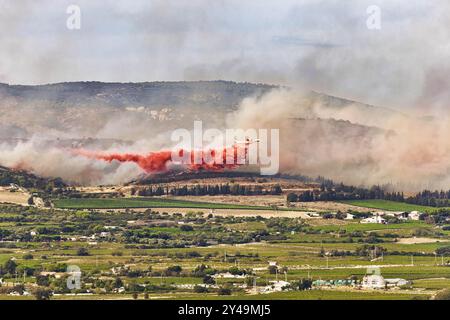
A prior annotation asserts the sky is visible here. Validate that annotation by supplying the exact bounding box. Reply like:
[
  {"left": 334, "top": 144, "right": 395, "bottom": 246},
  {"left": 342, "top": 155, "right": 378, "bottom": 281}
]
[{"left": 0, "top": 0, "right": 449, "bottom": 111}]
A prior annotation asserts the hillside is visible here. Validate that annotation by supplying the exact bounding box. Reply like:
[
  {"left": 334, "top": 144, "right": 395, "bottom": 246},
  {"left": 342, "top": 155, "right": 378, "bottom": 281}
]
[
  {"left": 0, "top": 81, "right": 275, "bottom": 109},
  {"left": 0, "top": 81, "right": 399, "bottom": 140},
  {"left": 0, "top": 166, "right": 65, "bottom": 190}
]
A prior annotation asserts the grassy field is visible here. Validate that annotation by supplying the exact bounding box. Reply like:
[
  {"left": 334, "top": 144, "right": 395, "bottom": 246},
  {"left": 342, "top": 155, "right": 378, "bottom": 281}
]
[
  {"left": 163, "top": 290, "right": 429, "bottom": 300},
  {"left": 340, "top": 200, "right": 436, "bottom": 212},
  {"left": 0, "top": 290, "right": 428, "bottom": 300},
  {"left": 310, "top": 220, "right": 427, "bottom": 233},
  {"left": 53, "top": 197, "right": 272, "bottom": 210},
  {"left": 2, "top": 201, "right": 450, "bottom": 301}
]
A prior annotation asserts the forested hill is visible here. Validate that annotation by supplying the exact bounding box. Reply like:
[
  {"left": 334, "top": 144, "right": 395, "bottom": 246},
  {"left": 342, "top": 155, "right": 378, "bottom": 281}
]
[
  {"left": 0, "top": 166, "right": 65, "bottom": 190},
  {"left": 0, "top": 81, "right": 276, "bottom": 109}
]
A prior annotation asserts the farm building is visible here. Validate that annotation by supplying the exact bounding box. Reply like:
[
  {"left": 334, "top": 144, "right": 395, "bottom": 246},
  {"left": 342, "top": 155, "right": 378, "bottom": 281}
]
[
  {"left": 408, "top": 211, "right": 422, "bottom": 221},
  {"left": 362, "top": 274, "right": 410, "bottom": 289},
  {"left": 361, "top": 216, "right": 386, "bottom": 224},
  {"left": 345, "top": 213, "right": 355, "bottom": 220},
  {"left": 313, "top": 279, "right": 356, "bottom": 287},
  {"left": 362, "top": 274, "right": 386, "bottom": 289},
  {"left": 260, "top": 280, "right": 290, "bottom": 293}
]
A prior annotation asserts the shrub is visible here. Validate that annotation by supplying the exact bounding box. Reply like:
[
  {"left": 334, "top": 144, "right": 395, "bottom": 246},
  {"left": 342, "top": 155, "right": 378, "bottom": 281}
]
[
  {"left": 76, "top": 247, "right": 90, "bottom": 256},
  {"left": 217, "top": 287, "right": 232, "bottom": 296},
  {"left": 434, "top": 289, "right": 450, "bottom": 300}
]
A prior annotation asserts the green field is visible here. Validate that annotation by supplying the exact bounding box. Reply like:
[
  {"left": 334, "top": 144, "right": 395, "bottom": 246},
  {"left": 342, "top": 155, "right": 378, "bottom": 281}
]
[
  {"left": 2, "top": 201, "right": 450, "bottom": 300},
  {"left": 340, "top": 200, "right": 436, "bottom": 212},
  {"left": 53, "top": 197, "right": 270, "bottom": 210},
  {"left": 165, "top": 290, "right": 428, "bottom": 300}
]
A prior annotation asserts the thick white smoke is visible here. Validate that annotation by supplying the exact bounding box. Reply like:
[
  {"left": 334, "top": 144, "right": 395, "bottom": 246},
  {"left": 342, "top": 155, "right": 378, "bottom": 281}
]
[
  {"left": 228, "top": 89, "right": 450, "bottom": 190},
  {"left": 0, "top": 138, "right": 144, "bottom": 185}
]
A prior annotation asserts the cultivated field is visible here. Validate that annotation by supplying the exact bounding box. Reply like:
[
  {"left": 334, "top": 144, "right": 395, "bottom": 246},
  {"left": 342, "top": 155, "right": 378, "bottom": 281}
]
[
  {"left": 340, "top": 200, "right": 438, "bottom": 212},
  {"left": 0, "top": 196, "right": 449, "bottom": 300},
  {"left": 0, "top": 187, "right": 29, "bottom": 205}
]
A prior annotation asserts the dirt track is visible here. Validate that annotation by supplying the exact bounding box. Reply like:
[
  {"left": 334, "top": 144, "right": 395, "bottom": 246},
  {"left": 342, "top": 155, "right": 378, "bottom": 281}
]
[
  {"left": 397, "top": 237, "right": 446, "bottom": 244},
  {"left": 129, "top": 207, "right": 315, "bottom": 218}
]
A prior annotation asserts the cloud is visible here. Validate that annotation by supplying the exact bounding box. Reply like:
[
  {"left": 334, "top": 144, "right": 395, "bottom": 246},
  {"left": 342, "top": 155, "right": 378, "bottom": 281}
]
[
  {"left": 227, "top": 88, "right": 450, "bottom": 190},
  {"left": 0, "top": 1, "right": 449, "bottom": 111}
]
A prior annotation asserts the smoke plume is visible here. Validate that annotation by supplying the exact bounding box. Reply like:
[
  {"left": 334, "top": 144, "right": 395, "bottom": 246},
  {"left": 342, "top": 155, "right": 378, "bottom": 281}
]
[{"left": 227, "top": 88, "right": 450, "bottom": 190}]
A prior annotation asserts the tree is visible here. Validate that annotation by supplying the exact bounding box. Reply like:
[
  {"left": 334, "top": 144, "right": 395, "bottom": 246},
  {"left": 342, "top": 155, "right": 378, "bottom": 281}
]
[
  {"left": 4, "top": 259, "right": 17, "bottom": 275},
  {"left": 203, "top": 275, "right": 215, "bottom": 285},
  {"left": 286, "top": 193, "right": 298, "bottom": 203},
  {"left": 180, "top": 225, "right": 194, "bottom": 232},
  {"left": 194, "top": 285, "right": 208, "bottom": 293},
  {"left": 217, "top": 287, "right": 232, "bottom": 296},
  {"left": 280, "top": 266, "right": 289, "bottom": 274},
  {"left": 36, "top": 275, "right": 50, "bottom": 287},
  {"left": 268, "top": 265, "right": 277, "bottom": 275},
  {"left": 76, "top": 247, "right": 89, "bottom": 256},
  {"left": 335, "top": 211, "right": 347, "bottom": 220},
  {"left": 322, "top": 213, "right": 334, "bottom": 219},
  {"left": 113, "top": 277, "right": 123, "bottom": 288},
  {"left": 245, "top": 276, "right": 255, "bottom": 287},
  {"left": 34, "top": 288, "right": 53, "bottom": 300},
  {"left": 434, "top": 289, "right": 450, "bottom": 300},
  {"left": 292, "top": 279, "right": 313, "bottom": 291},
  {"left": 166, "top": 265, "right": 182, "bottom": 275},
  {"left": 436, "top": 246, "right": 450, "bottom": 256}
]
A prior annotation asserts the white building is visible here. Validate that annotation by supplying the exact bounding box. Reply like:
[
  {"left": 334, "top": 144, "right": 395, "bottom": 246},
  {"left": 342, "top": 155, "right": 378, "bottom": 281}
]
[
  {"left": 385, "top": 278, "right": 411, "bottom": 287},
  {"left": 408, "top": 211, "right": 421, "bottom": 221},
  {"left": 362, "top": 274, "right": 410, "bottom": 289},
  {"left": 345, "top": 213, "right": 355, "bottom": 220},
  {"left": 361, "top": 216, "right": 386, "bottom": 224},
  {"left": 213, "top": 272, "right": 246, "bottom": 279},
  {"left": 261, "top": 281, "right": 290, "bottom": 293},
  {"left": 362, "top": 275, "right": 386, "bottom": 289}
]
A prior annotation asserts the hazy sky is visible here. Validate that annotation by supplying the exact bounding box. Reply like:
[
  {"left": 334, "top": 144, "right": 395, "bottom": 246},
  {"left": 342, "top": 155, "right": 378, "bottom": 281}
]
[{"left": 0, "top": 0, "right": 449, "bottom": 111}]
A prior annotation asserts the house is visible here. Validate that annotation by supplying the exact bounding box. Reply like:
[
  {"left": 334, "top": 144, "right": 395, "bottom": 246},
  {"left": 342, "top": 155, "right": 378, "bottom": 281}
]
[
  {"left": 8, "top": 184, "right": 19, "bottom": 191},
  {"left": 307, "top": 213, "right": 320, "bottom": 218},
  {"left": 213, "top": 272, "right": 246, "bottom": 279},
  {"left": 408, "top": 211, "right": 421, "bottom": 221},
  {"left": 385, "top": 278, "right": 411, "bottom": 287},
  {"left": 345, "top": 213, "right": 355, "bottom": 220},
  {"left": 313, "top": 279, "right": 356, "bottom": 287},
  {"left": 361, "top": 216, "right": 386, "bottom": 224},
  {"left": 260, "top": 280, "right": 290, "bottom": 293},
  {"left": 362, "top": 274, "right": 386, "bottom": 289},
  {"left": 362, "top": 274, "right": 410, "bottom": 289}
]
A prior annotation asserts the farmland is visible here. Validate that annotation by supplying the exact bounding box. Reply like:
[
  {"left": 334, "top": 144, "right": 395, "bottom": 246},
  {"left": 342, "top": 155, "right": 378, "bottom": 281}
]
[
  {"left": 53, "top": 197, "right": 272, "bottom": 210},
  {"left": 0, "top": 195, "right": 450, "bottom": 300},
  {"left": 340, "top": 200, "right": 438, "bottom": 212}
]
